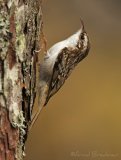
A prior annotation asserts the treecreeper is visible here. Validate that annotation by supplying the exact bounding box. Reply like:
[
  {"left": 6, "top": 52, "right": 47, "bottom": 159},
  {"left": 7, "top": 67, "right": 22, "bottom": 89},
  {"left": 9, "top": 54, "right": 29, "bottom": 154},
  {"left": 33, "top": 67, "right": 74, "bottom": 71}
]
[{"left": 30, "top": 19, "right": 90, "bottom": 128}]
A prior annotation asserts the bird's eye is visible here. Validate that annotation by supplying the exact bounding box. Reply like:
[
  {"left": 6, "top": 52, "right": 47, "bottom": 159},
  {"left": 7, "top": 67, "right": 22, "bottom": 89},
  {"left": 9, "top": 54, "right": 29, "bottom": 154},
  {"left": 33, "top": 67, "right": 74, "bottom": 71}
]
[{"left": 81, "top": 33, "right": 85, "bottom": 40}]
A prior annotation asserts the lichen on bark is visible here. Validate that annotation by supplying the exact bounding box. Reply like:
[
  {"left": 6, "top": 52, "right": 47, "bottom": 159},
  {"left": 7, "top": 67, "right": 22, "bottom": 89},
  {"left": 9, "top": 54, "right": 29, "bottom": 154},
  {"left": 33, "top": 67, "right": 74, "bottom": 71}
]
[{"left": 0, "top": 0, "right": 42, "bottom": 159}]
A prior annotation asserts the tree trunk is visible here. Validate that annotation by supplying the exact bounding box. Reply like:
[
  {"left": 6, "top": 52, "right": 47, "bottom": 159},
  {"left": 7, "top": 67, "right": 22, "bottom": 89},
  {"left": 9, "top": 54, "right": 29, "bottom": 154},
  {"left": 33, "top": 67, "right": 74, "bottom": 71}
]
[{"left": 0, "top": 0, "right": 42, "bottom": 159}]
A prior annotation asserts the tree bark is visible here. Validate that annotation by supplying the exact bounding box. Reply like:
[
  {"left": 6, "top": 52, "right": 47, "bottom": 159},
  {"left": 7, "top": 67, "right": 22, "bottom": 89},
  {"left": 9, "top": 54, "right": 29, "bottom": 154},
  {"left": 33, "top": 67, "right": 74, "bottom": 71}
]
[{"left": 0, "top": 0, "right": 42, "bottom": 159}]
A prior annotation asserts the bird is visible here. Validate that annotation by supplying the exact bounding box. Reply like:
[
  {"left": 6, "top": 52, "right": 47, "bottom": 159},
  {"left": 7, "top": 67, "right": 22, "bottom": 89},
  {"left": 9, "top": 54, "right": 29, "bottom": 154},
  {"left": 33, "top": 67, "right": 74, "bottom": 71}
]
[{"left": 30, "top": 19, "right": 90, "bottom": 129}]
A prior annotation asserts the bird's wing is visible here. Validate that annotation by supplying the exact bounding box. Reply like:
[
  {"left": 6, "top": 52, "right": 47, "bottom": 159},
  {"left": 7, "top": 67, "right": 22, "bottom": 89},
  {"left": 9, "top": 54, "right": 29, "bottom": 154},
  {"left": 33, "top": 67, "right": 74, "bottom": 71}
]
[{"left": 44, "top": 47, "right": 78, "bottom": 105}]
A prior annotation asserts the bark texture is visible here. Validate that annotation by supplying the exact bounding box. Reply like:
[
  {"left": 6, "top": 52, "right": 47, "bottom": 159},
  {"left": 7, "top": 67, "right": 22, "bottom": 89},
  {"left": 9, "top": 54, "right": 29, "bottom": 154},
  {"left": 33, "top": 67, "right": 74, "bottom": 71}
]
[{"left": 0, "top": 0, "right": 42, "bottom": 159}]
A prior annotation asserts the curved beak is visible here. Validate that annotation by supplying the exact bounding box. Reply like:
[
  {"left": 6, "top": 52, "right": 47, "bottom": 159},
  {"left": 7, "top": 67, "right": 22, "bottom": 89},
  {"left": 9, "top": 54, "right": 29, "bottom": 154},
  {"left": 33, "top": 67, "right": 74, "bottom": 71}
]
[{"left": 80, "top": 18, "right": 85, "bottom": 32}]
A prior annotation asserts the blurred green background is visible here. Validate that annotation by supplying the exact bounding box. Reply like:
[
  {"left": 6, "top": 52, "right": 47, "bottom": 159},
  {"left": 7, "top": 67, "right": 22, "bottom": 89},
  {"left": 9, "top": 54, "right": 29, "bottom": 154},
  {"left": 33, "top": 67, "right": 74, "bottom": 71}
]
[{"left": 25, "top": 0, "right": 121, "bottom": 160}]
